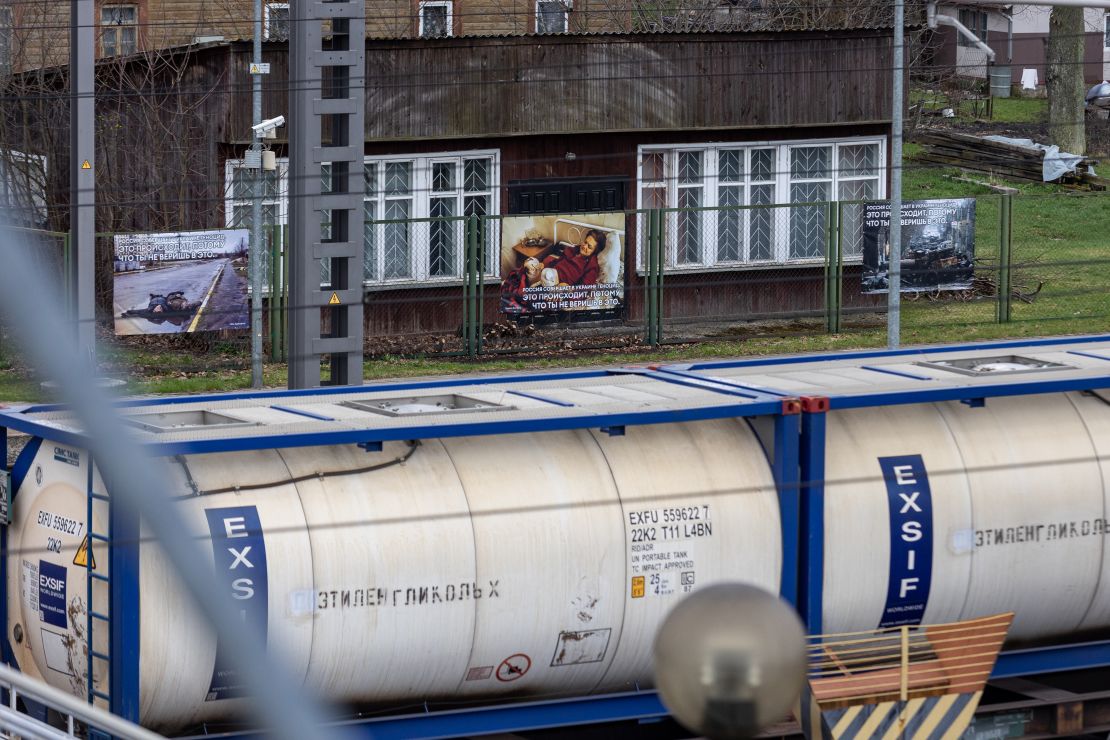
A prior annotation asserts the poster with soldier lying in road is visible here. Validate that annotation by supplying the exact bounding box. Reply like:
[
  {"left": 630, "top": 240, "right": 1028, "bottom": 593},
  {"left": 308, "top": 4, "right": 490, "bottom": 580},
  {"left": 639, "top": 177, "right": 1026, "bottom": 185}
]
[
  {"left": 861, "top": 198, "right": 975, "bottom": 294},
  {"left": 113, "top": 229, "right": 250, "bottom": 335}
]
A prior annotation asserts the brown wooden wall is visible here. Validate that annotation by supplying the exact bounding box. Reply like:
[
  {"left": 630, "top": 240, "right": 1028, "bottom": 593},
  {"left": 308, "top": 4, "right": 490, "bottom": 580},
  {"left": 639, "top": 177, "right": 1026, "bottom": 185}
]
[
  {"left": 223, "top": 30, "right": 893, "bottom": 145},
  {"left": 361, "top": 31, "right": 894, "bottom": 141}
]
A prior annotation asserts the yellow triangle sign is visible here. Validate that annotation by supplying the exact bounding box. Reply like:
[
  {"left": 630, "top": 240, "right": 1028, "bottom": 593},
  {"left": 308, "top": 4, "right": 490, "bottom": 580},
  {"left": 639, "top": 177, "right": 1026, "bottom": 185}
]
[
  {"left": 73, "top": 535, "right": 96, "bottom": 570},
  {"left": 328, "top": 291, "right": 341, "bottom": 305},
  {"left": 81, "top": 160, "right": 92, "bottom": 170}
]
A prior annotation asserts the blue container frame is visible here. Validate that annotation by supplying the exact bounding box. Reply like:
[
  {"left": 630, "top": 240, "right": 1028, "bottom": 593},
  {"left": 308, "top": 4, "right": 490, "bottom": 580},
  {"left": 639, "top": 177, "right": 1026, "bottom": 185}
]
[{"left": 0, "top": 334, "right": 1109, "bottom": 737}]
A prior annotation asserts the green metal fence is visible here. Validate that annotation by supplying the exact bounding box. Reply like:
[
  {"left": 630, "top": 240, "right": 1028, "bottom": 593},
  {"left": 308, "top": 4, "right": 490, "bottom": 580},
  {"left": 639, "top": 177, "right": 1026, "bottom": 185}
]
[{"left": 24, "top": 190, "right": 1110, "bottom": 385}]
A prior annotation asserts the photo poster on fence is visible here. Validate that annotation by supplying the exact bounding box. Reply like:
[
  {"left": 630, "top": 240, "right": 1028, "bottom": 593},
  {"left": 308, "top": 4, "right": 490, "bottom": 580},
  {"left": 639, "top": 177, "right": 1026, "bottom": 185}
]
[
  {"left": 861, "top": 198, "right": 976, "bottom": 294},
  {"left": 499, "top": 212, "right": 626, "bottom": 316},
  {"left": 112, "top": 228, "right": 250, "bottom": 336}
]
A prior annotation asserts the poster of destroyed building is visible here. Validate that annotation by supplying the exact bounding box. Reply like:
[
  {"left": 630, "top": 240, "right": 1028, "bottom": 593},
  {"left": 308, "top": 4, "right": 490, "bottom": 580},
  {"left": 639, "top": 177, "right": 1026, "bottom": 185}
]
[
  {"left": 113, "top": 229, "right": 250, "bottom": 335},
  {"left": 861, "top": 198, "right": 976, "bottom": 294},
  {"left": 500, "top": 213, "right": 625, "bottom": 317}
]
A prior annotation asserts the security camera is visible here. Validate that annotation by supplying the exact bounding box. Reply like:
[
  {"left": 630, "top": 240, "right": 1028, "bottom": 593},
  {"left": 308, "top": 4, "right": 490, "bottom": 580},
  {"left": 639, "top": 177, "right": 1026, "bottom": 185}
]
[{"left": 252, "top": 115, "right": 285, "bottom": 139}]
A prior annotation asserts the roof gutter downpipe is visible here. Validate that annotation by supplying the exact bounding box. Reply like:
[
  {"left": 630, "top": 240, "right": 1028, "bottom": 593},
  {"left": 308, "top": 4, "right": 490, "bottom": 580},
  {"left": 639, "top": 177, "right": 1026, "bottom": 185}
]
[{"left": 927, "top": 2, "right": 997, "bottom": 63}]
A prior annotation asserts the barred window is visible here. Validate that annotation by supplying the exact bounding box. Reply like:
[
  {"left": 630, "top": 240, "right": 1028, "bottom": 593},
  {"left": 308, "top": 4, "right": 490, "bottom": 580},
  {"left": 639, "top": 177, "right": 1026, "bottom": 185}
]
[
  {"left": 363, "top": 153, "right": 498, "bottom": 283},
  {"left": 225, "top": 150, "right": 500, "bottom": 288},
  {"left": 637, "top": 137, "right": 884, "bottom": 270}
]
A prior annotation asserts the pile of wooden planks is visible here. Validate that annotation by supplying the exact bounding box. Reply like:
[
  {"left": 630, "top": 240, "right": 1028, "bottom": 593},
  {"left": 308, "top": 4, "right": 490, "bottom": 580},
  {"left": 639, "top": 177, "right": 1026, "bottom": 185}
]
[{"left": 915, "top": 131, "right": 1104, "bottom": 189}]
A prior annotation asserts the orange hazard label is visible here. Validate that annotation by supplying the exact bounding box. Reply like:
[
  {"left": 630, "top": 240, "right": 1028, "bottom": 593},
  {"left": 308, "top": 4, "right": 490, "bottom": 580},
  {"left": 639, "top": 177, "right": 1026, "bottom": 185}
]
[
  {"left": 631, "top": 576, "right": 645, "bottom": 598},
  {"left": 73, "top": 535, "right": 96, "bottom": 570}
]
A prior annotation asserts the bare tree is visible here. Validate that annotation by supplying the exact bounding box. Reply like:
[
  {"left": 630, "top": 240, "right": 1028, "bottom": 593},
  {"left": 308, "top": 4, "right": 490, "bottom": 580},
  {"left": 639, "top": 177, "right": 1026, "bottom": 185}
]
[
  {"left": 0, "top": 0, "right": 236, "bottom": 316},
  {"left": 1046, "top": 6, "right": 1085, "bottom": 154}
]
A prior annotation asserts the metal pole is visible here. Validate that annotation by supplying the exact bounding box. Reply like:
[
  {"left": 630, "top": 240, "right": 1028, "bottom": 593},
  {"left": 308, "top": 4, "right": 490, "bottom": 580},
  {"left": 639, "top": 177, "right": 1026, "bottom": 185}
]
[
  {"left": 250, "top": 0, "right": 264, "bottom": 388},
  {"left": 71, "top": 0, "right": 95, "bottom": 360},
  {"left": 888, "top": 0, "right": 904, "bottom": 350}
]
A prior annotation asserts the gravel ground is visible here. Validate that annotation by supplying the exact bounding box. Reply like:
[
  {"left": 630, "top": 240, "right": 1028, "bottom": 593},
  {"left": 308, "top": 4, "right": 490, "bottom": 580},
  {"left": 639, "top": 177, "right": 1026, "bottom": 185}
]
[{"left": 6, "top": 433, "right": 28, "bottom": 468}]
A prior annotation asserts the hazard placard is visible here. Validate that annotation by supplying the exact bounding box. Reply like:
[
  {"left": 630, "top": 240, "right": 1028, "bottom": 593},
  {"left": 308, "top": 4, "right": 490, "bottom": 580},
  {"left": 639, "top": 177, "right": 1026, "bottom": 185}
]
[
  {"left": 80, "top": 160, "right": 92, "bottom": 170},
  {"left": 73, "top": 535, "right": 96, "bottom": 570},
  {"left": 328, "top": 292, "right": 341, "bottom": 305}
]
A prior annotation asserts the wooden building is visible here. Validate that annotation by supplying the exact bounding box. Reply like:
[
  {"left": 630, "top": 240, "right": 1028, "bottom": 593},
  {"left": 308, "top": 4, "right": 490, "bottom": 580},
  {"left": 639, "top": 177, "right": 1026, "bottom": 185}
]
[{"left": 2, "top": 4, "right": 898, "bottom": 336}]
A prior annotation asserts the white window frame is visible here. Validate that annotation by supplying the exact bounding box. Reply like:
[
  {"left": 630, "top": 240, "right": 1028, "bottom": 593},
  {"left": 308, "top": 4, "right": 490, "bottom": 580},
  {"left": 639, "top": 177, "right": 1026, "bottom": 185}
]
[
  {"left": 223, "top": 158, "right": 289, "bottom": 230},
  {"left": 536, "top": 0, "right": 571, "bottom": 34},
  {"left": 264, "top": 2, "right": 290, "bottom": 40},
  {"left": 419, "top": 1, "right": 453, "bottom": 38},
  {"left": 100, "top": 4, "right": 139, "bottom": 57},
  {"left": 1104, "top": 13, "right": 1109, "bottom": 50},
  {"left": 363, "top": 150, "right": 500, "bottom": 287},
  {"left": 636, "top": 136, "right": 886, "bottom": 273}
]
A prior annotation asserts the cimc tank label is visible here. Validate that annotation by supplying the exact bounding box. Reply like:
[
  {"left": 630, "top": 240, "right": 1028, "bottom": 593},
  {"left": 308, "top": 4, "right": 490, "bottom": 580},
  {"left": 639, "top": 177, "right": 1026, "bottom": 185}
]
[
  {"left": 204, "top": 506, "right": 269, "bottom": 702},
  {"left": 878, "top": 455, "right": 933, "bottom": 628}
]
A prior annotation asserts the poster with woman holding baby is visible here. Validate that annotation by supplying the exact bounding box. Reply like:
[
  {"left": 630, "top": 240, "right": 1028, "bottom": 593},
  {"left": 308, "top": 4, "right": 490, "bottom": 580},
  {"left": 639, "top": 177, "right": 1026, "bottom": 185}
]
[{"left": 499, "top": 213, "right": 625, "bottom": 317}]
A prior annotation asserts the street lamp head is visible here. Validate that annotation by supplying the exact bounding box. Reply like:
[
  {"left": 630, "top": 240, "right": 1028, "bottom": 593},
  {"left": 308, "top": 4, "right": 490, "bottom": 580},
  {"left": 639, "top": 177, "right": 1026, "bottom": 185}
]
[{"left": 652, "top": 583, "right": 807, "bottom": 740}]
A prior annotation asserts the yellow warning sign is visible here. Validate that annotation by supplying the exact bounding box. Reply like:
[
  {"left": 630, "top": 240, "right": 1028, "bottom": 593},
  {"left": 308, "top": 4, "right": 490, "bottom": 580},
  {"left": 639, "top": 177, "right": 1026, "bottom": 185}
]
[
  {"left": 81, "top": 160, "right": 92, "bottom": 170},
  {"left": 631, "top": 576, "right": 645, "bottom": 599},
  {"left": 73, "top": 535, "right": 96, "bottom": 570},
  {"left": 328, "top": 292, "right": 341, "bottom": 305}
]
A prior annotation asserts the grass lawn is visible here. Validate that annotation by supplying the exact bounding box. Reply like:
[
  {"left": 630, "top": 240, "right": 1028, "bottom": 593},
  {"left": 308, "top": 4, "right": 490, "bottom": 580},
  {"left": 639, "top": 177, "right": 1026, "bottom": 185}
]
[
  {"left": 910, "top": 87, "right": 1047, "bottom": 125},
  {"left": 1, "top": 147, "right": 1107, "bottom": 402}
]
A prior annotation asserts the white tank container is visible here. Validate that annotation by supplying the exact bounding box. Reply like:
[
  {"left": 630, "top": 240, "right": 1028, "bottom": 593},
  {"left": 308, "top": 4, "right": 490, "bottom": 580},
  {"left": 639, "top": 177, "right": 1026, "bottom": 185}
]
[
  {"left": 822, "top": 394, "right": 1110, "bottom": 641},
  {"left": 7, "top": 420, "right": 781, "bottom": 732},
  {"left": 9, "top": 392, "right": 1110, "bottom": 732}
]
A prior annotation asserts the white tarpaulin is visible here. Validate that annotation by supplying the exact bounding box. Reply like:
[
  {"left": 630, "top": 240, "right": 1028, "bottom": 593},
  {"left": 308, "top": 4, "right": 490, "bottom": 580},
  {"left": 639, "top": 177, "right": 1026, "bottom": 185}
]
[{"left": 983, "top": 135, "right": 1086, "bottom": 182}]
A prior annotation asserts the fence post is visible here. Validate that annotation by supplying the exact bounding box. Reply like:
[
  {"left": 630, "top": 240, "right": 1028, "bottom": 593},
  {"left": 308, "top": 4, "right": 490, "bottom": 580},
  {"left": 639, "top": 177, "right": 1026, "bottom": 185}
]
[
  {"left": 824, "top": 203, "right": 837, "bottom": 334},
  {"left": 462, "top": 218, "right": 472, "bottom": 358},
  {"left": 643, "top": 211, "right": 653, "bottom": 346},
  {"left": 268, "top": 225, "right": 278, "bottom": 363},
  {"left": 652, "top": 209, "right": 661, "bottom": 346},
  {"left": 834, "top": 202, "right": 843, "bottom": 334},
  {"left": 477, "top": 217, "right": 486, "bottom": 356},
  {"left": 281, "top": 224, "right": 290, "bottom": 363},
  {"left": 464, "top": 216, "right": 479, "bottom": 359},
  {"left": 642, "top": 213, "right": 652, "bottom": 346},
  {"left": 645, "top": 209, "right": 664, "bottom": 347},
  {"left": 998, "top": 194, "right": 1013, "bottom": 323}
]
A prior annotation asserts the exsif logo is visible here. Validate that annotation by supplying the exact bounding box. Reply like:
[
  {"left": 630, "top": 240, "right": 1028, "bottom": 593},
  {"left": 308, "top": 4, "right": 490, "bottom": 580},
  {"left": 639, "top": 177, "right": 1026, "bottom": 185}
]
[
  {"left": 204, "top": 506, "right": 269, "bottom": 701},
  {"left": 37, "top": 560, "right": 68, "bottom": 629},
  {"left": 878, "top": 455, "right": 933, "bottom": 628},
  {"left": 39, "top": 573, "right": 64, "bottom": 591}
]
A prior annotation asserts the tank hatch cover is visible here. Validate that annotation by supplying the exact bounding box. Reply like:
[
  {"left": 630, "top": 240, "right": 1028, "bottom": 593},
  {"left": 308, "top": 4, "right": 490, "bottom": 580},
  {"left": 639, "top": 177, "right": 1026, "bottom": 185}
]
[
  {"left": 125, "top": 409, "right": 259, "bottom": 433},
  {"left": 341, "top": 395, "right": 515, "bottom": 417},
  {"left": 915, "top": 354, "right": 1073, "bottom": 376}
]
